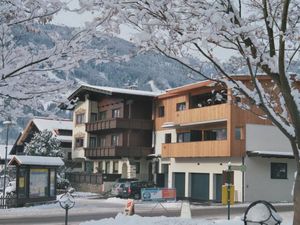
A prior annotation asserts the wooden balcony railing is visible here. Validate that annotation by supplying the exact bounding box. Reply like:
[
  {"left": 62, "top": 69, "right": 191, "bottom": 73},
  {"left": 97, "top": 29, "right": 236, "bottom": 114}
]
[
  {"left": 84, "top": 146, "right": 153, "bottom": 158},
  {"left": 86, "top": 118, "right": 153, "bottom": 132},
  {"left": 161, "top": 140, "right": 230, "bottom": 158},
  {"left": 156, "top": 103, "right": 230, "bottom": 129}
]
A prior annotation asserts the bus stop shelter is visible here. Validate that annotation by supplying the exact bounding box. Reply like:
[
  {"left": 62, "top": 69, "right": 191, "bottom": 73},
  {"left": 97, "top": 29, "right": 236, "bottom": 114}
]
[{"left": 8, "top": 155, "right": 64, "bottom": 207}]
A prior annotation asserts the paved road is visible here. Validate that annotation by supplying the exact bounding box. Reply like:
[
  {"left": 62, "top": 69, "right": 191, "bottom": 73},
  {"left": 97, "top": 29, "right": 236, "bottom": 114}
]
[{"left": 0, "top": 202, "right": 293, "bottom": 225}]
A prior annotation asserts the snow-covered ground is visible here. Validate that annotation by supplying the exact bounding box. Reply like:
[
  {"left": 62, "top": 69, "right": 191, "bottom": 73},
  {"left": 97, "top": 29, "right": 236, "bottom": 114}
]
[
  {"left": 80, "top": 212, "right": 293, "bottom": 225},
  {"left": 0, "top": 193, "right": 293, "bottom": 225}
]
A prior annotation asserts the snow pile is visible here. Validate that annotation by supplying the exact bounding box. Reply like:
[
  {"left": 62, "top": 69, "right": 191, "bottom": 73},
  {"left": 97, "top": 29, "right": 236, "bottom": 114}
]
[{"left": 80, "top": 213, "right": 242, "bottom": 225}]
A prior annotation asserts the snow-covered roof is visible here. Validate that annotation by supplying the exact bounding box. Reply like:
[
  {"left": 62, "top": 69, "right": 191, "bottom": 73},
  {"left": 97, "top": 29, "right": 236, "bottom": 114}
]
[
  {"left": 68, "top": 84, "right": 162, "bottom": 100},
  {"left": 247, "top": 150, "right": 294, "bottom": 158},
  {"left": 33, "top": 118, "right": 73, "bottom": 131},
  {"left": 8, "top": 155, "right": 64, "bottom": 166},
  {"left": 0, "top": 145, "right": 13, "bottom": 160},
  {"left": 19, "top": 118, "right": 73, "bottom": 143}
]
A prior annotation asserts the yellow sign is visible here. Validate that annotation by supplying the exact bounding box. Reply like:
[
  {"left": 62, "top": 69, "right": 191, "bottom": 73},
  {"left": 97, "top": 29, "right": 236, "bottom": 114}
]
[
  {"left": 222, "top": 185, "right": 234, "bottom": 205},
  {"left": 19, "top": 177, "right": 25, "bottom": 188}
]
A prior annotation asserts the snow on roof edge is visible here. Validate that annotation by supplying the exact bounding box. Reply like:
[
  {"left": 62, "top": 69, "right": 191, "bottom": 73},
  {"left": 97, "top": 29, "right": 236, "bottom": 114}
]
[{"left": 9, "top": 155, "right": 64, "bottom": 166}]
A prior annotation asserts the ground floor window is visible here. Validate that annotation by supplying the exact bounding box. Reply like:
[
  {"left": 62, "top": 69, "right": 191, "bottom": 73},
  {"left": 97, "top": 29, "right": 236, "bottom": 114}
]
[
  {"left": 271, "top": 162, "right": 287, "bottom": 179},
  {"left": 113, "top": 161, "right": 119, "bottom": 173},
  {"left": 85, "top": 161, "right": 94, "bottom": 173}
]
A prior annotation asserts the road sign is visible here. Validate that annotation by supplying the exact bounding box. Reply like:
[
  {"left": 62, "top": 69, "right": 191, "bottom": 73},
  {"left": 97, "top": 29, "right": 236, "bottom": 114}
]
[{"left": 230, "top": 165, "right": 246, "bottom": 172}]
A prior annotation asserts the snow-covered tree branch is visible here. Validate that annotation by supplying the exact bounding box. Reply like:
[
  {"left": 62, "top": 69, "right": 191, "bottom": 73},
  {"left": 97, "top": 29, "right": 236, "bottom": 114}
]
[
  {"left": 0, "top": 0, "right": 123, "bottom": 119},
  {"left": 84, "top": 0, "right": 300, "bottom": 224}
]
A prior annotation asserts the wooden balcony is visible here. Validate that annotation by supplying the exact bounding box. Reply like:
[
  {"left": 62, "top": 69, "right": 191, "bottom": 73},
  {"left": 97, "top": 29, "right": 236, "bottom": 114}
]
[
  {"left": 84, "top": 146, "right": 153, "bottom": 159},
  {"left": 86, "top": 118, "right": 153, "bottom": 132},
  {"left": 161, "top": 140, "right": 230, "bottom": 158},
  {"left": 156, "top": 103, "right": 230, "bottom": 129}
]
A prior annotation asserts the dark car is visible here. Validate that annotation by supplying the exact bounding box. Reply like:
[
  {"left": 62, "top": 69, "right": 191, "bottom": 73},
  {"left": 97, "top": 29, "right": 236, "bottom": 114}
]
[{"left": 122, "top": 181, "right": 156, "bottom": 199}]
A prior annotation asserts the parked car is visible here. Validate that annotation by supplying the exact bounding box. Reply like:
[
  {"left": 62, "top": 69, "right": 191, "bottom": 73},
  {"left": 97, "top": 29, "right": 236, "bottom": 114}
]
[
  {"left": 110, "top": 178, "right": 137, "bottom": 197},
  {"left": 111, "top": 182, "right": 126, "bottom": 197},
  {"left": 122, "top": 181, "right": 156, "bottom": 199}
]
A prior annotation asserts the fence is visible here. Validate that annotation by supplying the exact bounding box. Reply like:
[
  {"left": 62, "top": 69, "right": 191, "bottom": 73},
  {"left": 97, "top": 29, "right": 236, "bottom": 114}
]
[
  {"left": 0, "top": 195, "right": 17, "bottom": 209},
  {"left": 65, "top": 172, "right": 103, "bottom": 185}
]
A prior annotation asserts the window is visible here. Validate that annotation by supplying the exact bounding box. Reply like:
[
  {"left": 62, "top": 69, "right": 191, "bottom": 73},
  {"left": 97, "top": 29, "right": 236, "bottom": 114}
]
[
  {"left": 97, "top": 161, "right": 103, "bottom": 173},
  {"left": 98, "top": 111, "right": 107, "bottom": 120},
  {"left": 90, "top": 113, "right": 98, "bottom": 122},
  {"left": 105, "top": 161, "right": 110, "bottom": 174},
  {"left": 158, "top": 106, "right": 165, "bottom": 117},
  {"left": 76, "top": 113, "right": 85, "bottom": 124},
  {"left": 67, "top": 152, "right": 72, "bottom": 160},
  {"left": 57, "top": 129, "right": 72, "bottom": 136},
  {"left": 75, "top": 138, "right": 84, "bottom": 148},
  {"left": 190, "top": 130, "right": 202, "bottom": 142},
  {"left": 113, "top": 161, "right": 119, "bottom": 173},
  {"left": 85, "top": 161, "right": 93, "bottom": 173},
  {"left": 111, "top": 134, "right": 120, "bottom": 146},
  {"left": 177, "top": 132, "right": 191, "bottom": 143},
  {"left": 176, "top": 102, "right": 186, "bottom": 111},
  {"left": 271, "top": 163, "right": 287, "bottom": 179},
  {"left": 98, "top": 136, "right": 106, "bottom": 147},
  {"left": 135, "top": 162, "right": 140, "bottom": 174},
  {"left": 112, "top": 108, "right": 121, "bottom": 118},
  {"left": 165, "top": 133, "right": 172, "bottom": 143},
  {"left": 204, "top": 128, "right": 227, "bottom": 141},
  {"left": 235, "top": 127, "right": 242, "bottom": 140},
  {"left": 90, "top": 137, "right": 97, "bottom": 148}
]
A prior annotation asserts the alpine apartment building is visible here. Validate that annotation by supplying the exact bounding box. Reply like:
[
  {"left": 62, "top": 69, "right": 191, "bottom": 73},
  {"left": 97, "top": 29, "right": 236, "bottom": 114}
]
[
  {"left": 154, "top": 77, "right": 297, "bottom": 203},
  {"left": 67, "top": 85, "right": 158, "bottom": 181}
]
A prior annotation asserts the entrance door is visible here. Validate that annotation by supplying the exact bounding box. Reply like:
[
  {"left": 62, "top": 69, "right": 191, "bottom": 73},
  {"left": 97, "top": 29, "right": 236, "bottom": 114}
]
[
  {"left": 191, "top": 173, "right": 209, "bottom": 201},
  {"left": 215, "top": 174, "right": 223, "bottom": 202},
  {"left": 174, "top": 172, "right": 185, "bottom": 199},
  {"left": 156, "top": 174, "right": 165, "bottom": 187}
]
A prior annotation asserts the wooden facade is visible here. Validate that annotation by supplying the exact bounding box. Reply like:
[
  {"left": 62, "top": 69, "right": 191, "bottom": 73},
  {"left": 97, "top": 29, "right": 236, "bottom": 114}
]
[
  {"left": 82, "top": 93, "right": 154, "bottom": 160},
  {"left": 156, "top": 79, "right": 272, "bottom": 158}
]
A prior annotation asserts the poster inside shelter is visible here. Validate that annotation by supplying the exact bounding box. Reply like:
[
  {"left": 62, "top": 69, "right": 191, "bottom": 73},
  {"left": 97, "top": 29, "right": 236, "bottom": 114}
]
[{"left": 29, "top": 169, "right": 48, "bottom": 197}]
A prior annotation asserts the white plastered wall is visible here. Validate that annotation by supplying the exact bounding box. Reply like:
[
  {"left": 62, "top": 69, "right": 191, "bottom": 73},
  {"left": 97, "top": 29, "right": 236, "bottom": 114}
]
[
  {"left": 166, "top": 157, "right": 244, "bottom": 202},
  {"left": 72, "top": 99, "right": 90, "bottom": 167},
  {"left": 154, "top": 129, "right": 177, "bottom": 156},
  {"left": 244, "top": 124, "right": 296, "bottom": 202},
  {"left": 244, "top": 156, "right": 296, "bottom": 202},
  {"left": 246, "top": 124, "right": 292, "bottom": 153}
]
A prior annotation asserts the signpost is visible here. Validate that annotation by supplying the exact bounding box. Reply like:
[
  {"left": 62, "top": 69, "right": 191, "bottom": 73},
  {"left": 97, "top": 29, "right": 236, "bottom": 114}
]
[
  {"left": 59, "top": 191, "right": 75, "bottom": 225},
  {"left": 224, "top": 162, "right": 247, "bottom": 220}
]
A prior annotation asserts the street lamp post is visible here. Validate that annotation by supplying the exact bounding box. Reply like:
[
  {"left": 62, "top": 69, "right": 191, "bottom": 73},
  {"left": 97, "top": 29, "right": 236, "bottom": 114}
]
[{"left": 2, "top": 119, "right": 13, "bottom": 199}]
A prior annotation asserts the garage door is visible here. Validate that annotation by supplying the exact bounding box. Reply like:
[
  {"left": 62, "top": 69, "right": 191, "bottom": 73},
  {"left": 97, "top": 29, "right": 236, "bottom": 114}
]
[
  {"left": 191, "top": 173, "right": 209, "bottom": 201},
  {"left": 174, "top": 173, "right": 185, "bottom": 199}
]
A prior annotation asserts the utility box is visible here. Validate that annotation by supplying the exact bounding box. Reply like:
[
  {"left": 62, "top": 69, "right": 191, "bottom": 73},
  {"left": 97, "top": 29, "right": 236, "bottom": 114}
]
[{"left": 222, "top": 184, "right": 234, "bottom": 205}]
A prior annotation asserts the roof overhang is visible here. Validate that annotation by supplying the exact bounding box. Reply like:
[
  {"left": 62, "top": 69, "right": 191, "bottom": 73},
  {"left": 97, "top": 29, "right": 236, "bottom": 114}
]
[
  {"left": 247, "top": 150, "right": 294, "bottom": 159},
  {"left": 68, "top": 85, "right": 112, "bottom": 101}
]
